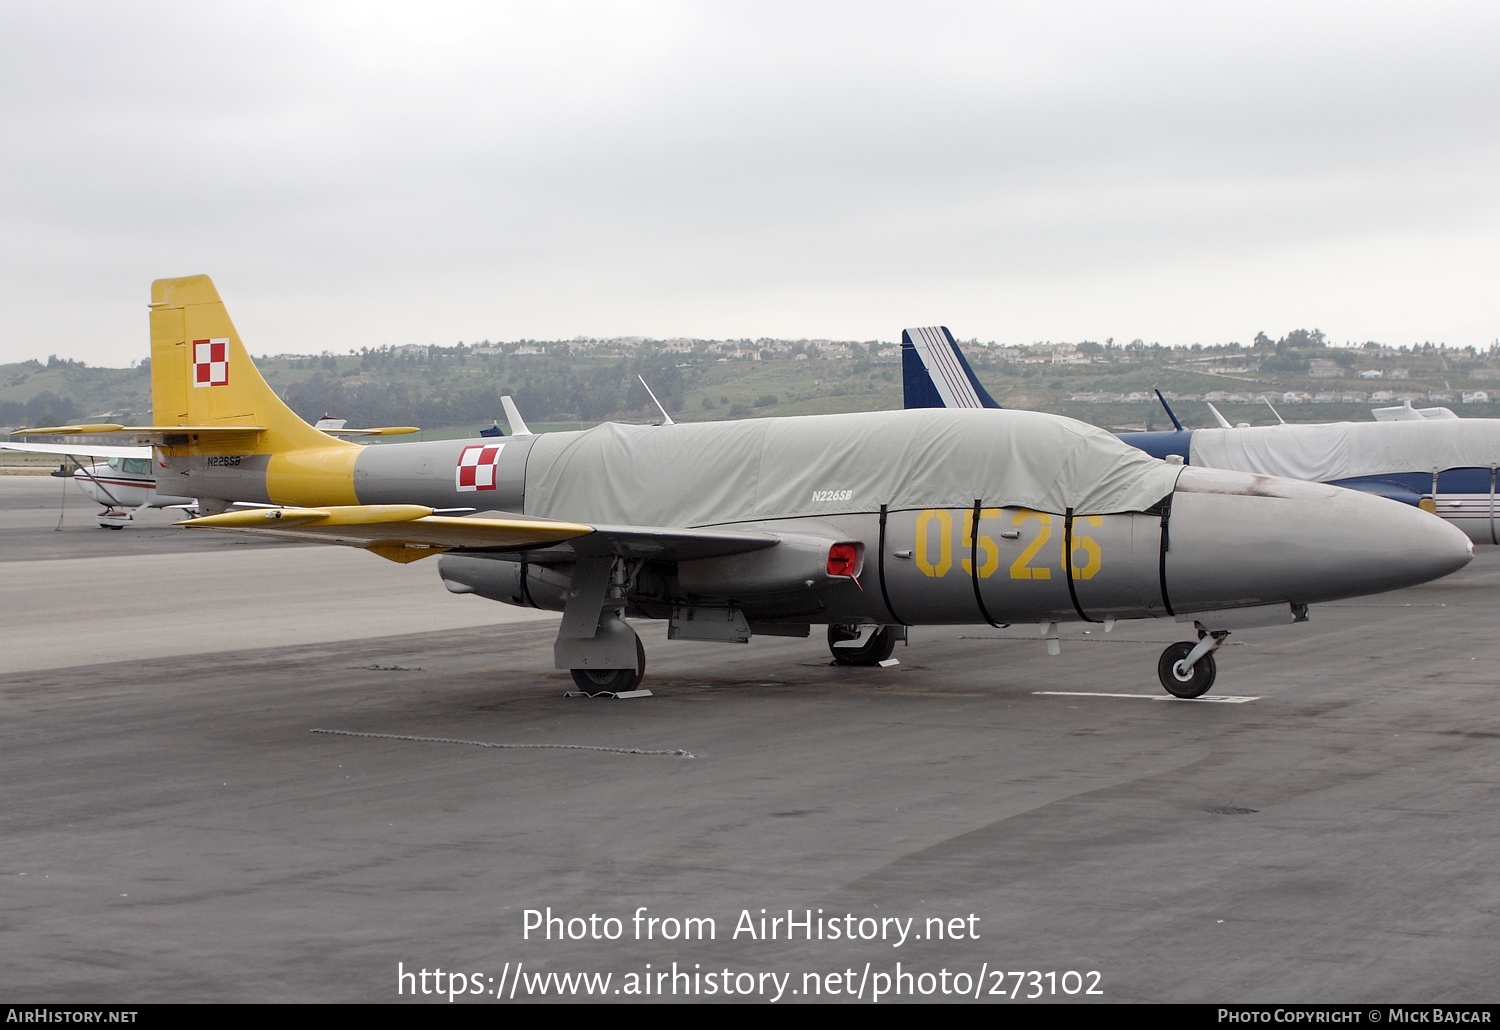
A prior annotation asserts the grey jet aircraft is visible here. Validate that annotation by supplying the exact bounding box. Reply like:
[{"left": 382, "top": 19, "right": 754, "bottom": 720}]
[{"left": 14, "top": 278, "right": 1474, "bottom": 698}]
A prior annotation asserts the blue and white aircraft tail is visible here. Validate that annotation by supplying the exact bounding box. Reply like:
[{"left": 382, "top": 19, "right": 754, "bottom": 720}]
[
  {"left": 901, "top": 327, "right": 1001, "bottom": 410},
  {"left": 901, "top": 326, "right": 1193, "bottom": 459}
]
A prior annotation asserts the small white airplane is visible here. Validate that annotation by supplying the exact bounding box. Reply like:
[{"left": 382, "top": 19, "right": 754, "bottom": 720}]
[{"left": 0, "top": 439, "right": 194, "bottom": 528}]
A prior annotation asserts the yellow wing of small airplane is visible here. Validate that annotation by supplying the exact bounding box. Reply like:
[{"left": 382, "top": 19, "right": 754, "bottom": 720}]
[{"left": 177, "top": 504, "right": 780, "bottom": 564}]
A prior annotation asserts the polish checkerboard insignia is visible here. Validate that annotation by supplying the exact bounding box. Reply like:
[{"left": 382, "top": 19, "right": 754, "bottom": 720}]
[
  {"left": 456, "top": 444, "right": 504, "bottom": 491},
  {"left": 193, "top": 338, "right": 229, "bottom": 388}
]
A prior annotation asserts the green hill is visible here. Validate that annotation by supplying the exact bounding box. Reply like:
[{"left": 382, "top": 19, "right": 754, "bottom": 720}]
[{"left": 5, "top": 332, "right": 1499, "bottom": 434}]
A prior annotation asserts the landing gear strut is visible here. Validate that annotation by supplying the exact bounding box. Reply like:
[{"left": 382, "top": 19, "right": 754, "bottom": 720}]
[
  {"left": 557, "top": 557, "right": 648, "bottom": 695},
  {"left": 96, "top": 502, "right": 152, "bottom": 529},
  {"left": 1156, "top": 629, "right": 1227, "bottom": 698},
  {"left": 828, "top": 624, "right": 898, "bottom": 666}
]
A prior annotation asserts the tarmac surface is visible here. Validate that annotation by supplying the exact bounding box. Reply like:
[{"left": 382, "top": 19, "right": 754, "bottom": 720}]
[{"left": 2, "top": 475, "right": 1498, "bottom": 1004}]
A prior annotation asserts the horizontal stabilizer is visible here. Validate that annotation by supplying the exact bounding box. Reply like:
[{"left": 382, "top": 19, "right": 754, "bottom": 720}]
[
  {"left": 901, "top": 327, "right": 1000, "bottom": 410},
  {"left": 12, "top": 424, "right": 265, "bottom": 440}
]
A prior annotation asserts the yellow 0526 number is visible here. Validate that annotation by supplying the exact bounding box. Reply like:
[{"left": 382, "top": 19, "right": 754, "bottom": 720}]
[{"left": 912, "top": 508, "right": 1102, "bottom": 581}]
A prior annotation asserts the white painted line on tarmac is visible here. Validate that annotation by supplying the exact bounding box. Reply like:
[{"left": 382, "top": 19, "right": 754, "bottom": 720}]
[{"left": 1033, "top": 691, "right": 1260, "bottom": 704}]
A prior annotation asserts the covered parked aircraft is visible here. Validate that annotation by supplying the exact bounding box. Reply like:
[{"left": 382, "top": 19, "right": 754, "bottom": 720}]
[
  {"left": 902, "top": 327, "right": 1500, "bottom": 545},
  {"left": 13, "top": 279, "right": 1474, "bottom": 698}
]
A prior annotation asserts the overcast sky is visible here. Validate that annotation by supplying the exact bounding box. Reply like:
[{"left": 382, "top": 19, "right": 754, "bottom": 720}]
[{"left": 2, "top": 1, "right": 1497, "bottom": 366}]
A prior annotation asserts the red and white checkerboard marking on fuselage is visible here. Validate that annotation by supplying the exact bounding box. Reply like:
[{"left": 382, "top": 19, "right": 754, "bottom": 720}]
[
  {"left": 456, "top": 444, "right": 504, "bottom": 491},
  {"left": 193, "top": 338, "right": 229, "bottom": 387}
]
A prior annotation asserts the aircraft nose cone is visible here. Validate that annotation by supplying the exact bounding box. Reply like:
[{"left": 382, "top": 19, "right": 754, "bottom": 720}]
[{"left": 1164, "top": 466, "right": 1472, "bottom": 611}]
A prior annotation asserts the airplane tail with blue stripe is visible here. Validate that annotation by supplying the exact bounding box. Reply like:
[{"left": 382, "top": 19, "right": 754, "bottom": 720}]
[{"left": 901, "top": 327, "right": 1001, "bottom": 409}]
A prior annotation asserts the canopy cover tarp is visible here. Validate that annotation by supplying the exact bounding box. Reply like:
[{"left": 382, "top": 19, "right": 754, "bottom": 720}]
[
  {"left": 1189, "top": 420, "right": 1500, "bottom": 483},
  {"left": 524, "top": 408, "right": 1182, "bottom": 528}
]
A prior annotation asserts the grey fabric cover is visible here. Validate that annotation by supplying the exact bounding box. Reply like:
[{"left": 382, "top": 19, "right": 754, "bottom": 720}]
[
  {"left": 1189, "top": 420, "right": 1500, "bottom": 482},
  {"left": 524, "top": 409, "right": 1183, "bottom": 527}
]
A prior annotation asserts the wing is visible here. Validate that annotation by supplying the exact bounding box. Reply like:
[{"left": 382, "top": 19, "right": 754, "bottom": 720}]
[
  {"left": 12, "top": 424, "right": 265, "bottom": 438},
  {"left": 0, "top": 440, "right": 153, "bottom": 460},
  {"left": 317, "top": 426, "right": 421, "bottom": 437},
  {"left": 177, "top": 504, "right": 780, "bottom": 564},
  {"left": 13, "top": 422, "right": 414, "bottom": 443}
]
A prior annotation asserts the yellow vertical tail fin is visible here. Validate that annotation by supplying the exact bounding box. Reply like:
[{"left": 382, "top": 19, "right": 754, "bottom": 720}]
[
  {"left": 149, "top": 275, "right": 338, "bottom": 454},
  {"left": 149, "top": 276, "right": 360, "bottom": 505}
]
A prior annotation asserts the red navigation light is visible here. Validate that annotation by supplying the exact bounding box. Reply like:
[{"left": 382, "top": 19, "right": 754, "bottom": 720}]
[{"left": 827, "top": 543, "right": 860, "bottom": 578}]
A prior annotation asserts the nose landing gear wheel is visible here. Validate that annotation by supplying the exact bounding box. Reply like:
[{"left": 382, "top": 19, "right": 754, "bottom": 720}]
[
  {"left": 569, "top": 636, "right": 647, "bottom": 694},
  {"left": 828, "top": 625, "right": 897, "bottom": 666},
  {"left": 1158, "top": 641, "right": 1216, "bottom": 698}
]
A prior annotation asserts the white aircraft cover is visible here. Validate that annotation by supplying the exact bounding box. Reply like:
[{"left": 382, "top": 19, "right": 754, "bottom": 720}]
[
  {"left": 524, "top": 408, "right": 1183, "bottom": 527},
  {"left": 1189, "top": 420, "right": 1500, "bottom": 481}
]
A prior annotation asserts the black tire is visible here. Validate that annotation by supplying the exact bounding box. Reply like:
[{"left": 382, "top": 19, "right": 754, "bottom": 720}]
[
  {"left": 828, "top": 625, "right": 898, "bottom": 666},
  {"left": 569, "top": 636, "right": 646, "bottom": 694},
  {"left": 1158, "top": 641, "right": 1216, "bottom": 698}
]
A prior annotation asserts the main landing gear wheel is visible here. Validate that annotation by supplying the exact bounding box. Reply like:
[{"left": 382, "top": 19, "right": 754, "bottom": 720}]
[
  {"left": 569, "top": 636, "right": 647, "bottom": 694},
  {"left": 828, "top": 625, "right": 897, "bottom": 666},
  {"left": 1158, "top": 641, "right": 1216, "bottom": 698}
]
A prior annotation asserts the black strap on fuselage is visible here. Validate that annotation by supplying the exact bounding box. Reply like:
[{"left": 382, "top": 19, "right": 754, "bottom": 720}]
[
  {"left": 969, "top": 499, "right": 1001, "bottom": 627},
  {"left": 1157, "top": 499, "right": 1176, "bottom": 617},
  {"left": 1063, "top": 508, "right": 1099, "bottom": 623},
  {"left": 877, "top": 504, "right": 907, "bottom": 626},
  {"left": 519, "top": 560, "right": 539, "bottom": 608}
]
